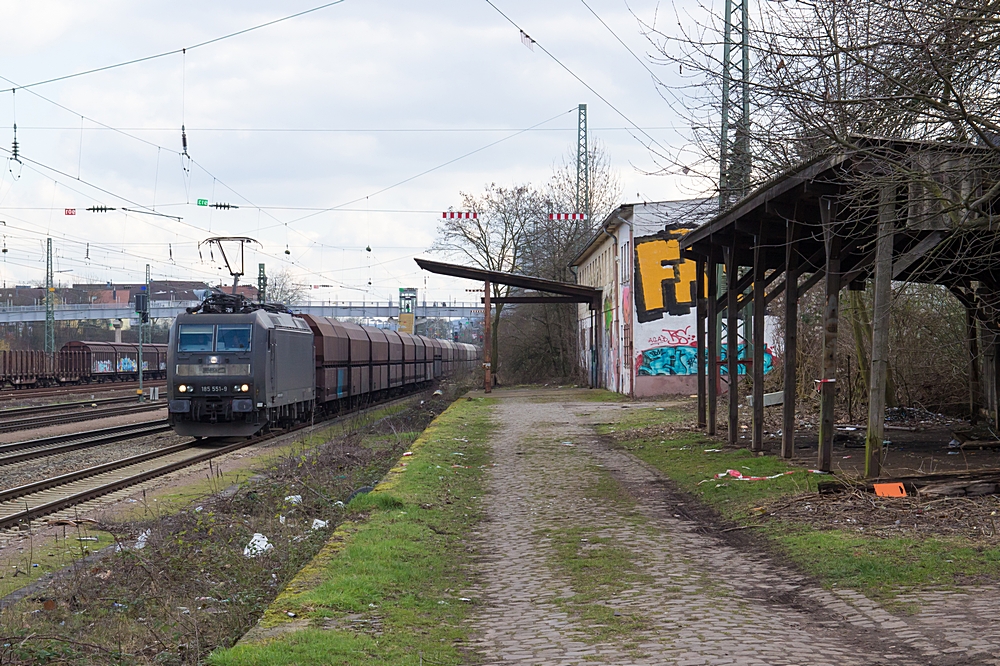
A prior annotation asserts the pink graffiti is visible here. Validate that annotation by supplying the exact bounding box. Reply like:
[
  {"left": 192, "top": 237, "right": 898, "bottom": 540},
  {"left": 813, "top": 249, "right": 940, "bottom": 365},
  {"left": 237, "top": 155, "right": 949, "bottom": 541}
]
[{"left": 646, "top": 326, "right": 697, "bottom": 348}]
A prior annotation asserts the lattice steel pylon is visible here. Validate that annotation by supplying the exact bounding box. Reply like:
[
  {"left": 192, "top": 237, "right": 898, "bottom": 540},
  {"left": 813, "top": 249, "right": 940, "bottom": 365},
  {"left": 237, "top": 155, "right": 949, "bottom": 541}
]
[
  {"left": 576, "top": 103, "right": 589, "bottom": 220},
  {"left": 719, "top": 0, "right": 751, "bottom": 211},
  {"left": 45, "top": 238, "right": 54, "bottom": 356},
  {"left": 258, "top": 263, "right": 267, "bottom": 303}
]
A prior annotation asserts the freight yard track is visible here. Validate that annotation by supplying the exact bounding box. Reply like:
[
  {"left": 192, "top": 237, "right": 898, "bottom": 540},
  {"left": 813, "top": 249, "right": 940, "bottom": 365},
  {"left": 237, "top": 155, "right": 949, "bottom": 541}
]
[
  {"left": 0, "top": 421, "right": 171, "bottom": 466},
  {"left": 0, "top": 401, "right": 164, "bottom": 433},
  {"left": 0, "top": 381, "right": 166, "bottom": 402},
  {"left": 0, "top": 392, "right": 425, "bottom": 532},
  {"left": 0, "top": 395, "right": 149, "bottom": 418},
  {"left": 0, "top": 441, "right": 220, "bottom": 531}
]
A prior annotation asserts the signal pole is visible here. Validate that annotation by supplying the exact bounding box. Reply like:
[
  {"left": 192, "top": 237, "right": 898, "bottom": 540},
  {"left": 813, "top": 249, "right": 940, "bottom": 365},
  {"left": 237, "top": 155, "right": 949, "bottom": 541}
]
[
  {"left": 258, "top": 263, "right": 267, "bottom": 302},
  {"left": 144, "top": 263, "right": 151, "bottom": 344},
  {"left": 45, "top": 238, "right": 55, "bottom": 359}
]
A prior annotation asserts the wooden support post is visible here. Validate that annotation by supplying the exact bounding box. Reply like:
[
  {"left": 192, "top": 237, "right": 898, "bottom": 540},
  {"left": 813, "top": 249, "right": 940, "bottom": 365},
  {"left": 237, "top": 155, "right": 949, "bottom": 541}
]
[
  {"left": 864, "top": 187, "right": 894, "bottom": 478},
  {"left": 993, "top": 319, "right": 1000, "bottom": 430},
  {"left": 484, "top": 279, "right": 492, "bottom": 394},
  {"left": 726, "top": 245, "right": 740, "bottom": 446},
  {"left": 968, "top": 304, "right": 981, "bottom": 424},
  {"left": 696, "top": 258, "right": 707, "bottom": 428},
  {"left": 782, "top": 220, "right": 799, "bottom": 458},
  {"left": 818, "top": 198, "right": 841, "bottom": 473},
  {"left": 751, "top": 230, "right": 765, "bottom": 452},
  {"left": 707, "top": 256, "right": 719, "bottom": 435}
]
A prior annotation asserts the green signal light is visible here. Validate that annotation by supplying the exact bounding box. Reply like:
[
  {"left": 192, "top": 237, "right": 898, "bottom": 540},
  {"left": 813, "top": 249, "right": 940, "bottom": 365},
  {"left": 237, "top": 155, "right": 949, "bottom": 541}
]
[{"left": 197, "top": 199, "right": 208, "bottom": 206}]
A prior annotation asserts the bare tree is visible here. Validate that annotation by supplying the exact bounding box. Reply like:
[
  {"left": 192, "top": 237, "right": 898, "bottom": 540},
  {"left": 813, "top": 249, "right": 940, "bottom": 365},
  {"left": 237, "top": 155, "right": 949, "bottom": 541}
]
[
  {"left": 433, "top": 183, "right": 547, "bottom": 377},
  {"left": 502, "top": 144, "right": 623, "bottom": 382},
  {"left": 637, "top": 0, "right": 1000, "bottom": 416},
  {"left": 266, "top": 267, "right": 306, "bottom": 306},
  {"left": 546, "top": 140, "right": 623, "bottom": 226}
]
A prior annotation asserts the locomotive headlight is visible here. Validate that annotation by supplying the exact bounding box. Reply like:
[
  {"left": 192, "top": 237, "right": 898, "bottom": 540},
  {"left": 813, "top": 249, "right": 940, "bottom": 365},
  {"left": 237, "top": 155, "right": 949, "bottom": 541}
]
[
  {"left": 240, "top": 384, "right": 250, "bottom": 392},
  {"left": 209, "top": 356, "right": 219, "bottom": 364},
  {"left": 178, "top": 385, "right": 187, "bottom": 393}
]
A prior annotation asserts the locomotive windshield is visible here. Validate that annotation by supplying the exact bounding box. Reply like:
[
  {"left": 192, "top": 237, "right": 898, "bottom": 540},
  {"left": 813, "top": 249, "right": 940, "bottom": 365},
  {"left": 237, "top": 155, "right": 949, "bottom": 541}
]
[
  {"left": 216, "top": 325, "right": 252, "bottom": 351},
  {"left": 177, "top": 324, "right": 214, "bottom": 352}
]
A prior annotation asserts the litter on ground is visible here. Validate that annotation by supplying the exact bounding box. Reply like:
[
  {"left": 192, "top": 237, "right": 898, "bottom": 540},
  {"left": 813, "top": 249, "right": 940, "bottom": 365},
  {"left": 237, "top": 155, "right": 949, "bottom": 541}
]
[{"left": 243, "top": 533, "right": 273, "bottom": 558}]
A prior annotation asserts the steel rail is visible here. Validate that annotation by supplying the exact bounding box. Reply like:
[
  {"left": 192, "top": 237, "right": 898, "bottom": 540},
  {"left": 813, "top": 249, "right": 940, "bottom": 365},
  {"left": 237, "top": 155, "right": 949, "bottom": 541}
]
[
  {"left": 0, "top": 421, "right": 171, "bottom": 466},
  {"left": 0, "top": 395, "right": 141, "bottom": 418},
  {"left": 0, "top": 387, "right": 429, "bottom": 531},
  {"left": 0, "top": 442, "right": 255, "bottom": 531},
  {"left": 0, "top": 381, "right": 167, "bottom": 402},
  {"left": 0, "top": 402, "right": 164, "bottom": 433}
]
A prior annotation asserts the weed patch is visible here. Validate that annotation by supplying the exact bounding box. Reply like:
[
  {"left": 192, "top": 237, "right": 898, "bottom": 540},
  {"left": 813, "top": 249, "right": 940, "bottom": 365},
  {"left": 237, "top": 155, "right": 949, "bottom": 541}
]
[
  {"left": 609, "top": 403, "right": 1000, "bottom": 598},
  {"left": 209, "top": 395, "right": 495, "bottom": 666},
  {"left": 0, "top": 386, "right": 468, "bottom": 665}
]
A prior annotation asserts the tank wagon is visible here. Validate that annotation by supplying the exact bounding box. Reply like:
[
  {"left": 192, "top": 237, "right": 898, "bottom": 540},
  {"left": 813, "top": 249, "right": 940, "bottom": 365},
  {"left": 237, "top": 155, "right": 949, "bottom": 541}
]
[
  {"left": 0, "top": 342, "right": 167, "bottom": 389},
  {"left": 166, "top": 293, "right": 477, "bottom": 438}
]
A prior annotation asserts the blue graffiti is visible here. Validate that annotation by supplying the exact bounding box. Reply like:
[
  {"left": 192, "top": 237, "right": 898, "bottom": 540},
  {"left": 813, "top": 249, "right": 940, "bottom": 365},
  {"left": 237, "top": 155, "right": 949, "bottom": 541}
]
[
  {"left": 638, "top": 345, "right": 698, "bottom": 376},
  {"left": 720, "top": 343, "right": 773, "bottom": 375},
  {"left": 637, "top": 343, "right": 774, "bottom": 377}
]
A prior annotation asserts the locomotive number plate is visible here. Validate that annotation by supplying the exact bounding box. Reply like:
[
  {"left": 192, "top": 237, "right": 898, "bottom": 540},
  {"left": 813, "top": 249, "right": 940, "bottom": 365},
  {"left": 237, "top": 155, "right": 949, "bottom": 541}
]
[{"left": 202, "top": 385, "right": 229, "bottom": 393}]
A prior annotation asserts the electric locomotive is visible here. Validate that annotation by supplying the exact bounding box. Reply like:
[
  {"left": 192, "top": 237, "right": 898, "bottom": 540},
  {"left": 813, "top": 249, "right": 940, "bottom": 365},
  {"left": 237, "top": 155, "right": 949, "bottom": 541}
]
[
  {"left": 167, "top": 291, "right": 479, "bottom": 439},
  {"left": 167, "top": 293, "right": 315, "bottom": 437}
]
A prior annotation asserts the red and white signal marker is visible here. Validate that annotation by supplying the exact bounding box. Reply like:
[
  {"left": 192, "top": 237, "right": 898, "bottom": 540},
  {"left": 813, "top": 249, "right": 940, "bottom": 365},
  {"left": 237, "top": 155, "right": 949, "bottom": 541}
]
[
  {"left": 441, "top": 211, "right": 478, "bottom": 219},
  {"left": 64, "top": 208, "right": 76, "bottom": 216},
  {"left": 549, "top": 213, "right": 586, "bottom": 220}
]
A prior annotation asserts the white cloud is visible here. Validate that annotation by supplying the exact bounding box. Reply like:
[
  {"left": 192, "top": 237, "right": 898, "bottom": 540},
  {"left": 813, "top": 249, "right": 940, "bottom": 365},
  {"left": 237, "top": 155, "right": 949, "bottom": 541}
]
[{"left": 0, "top": 0, "right": 707, "bottom": 301}]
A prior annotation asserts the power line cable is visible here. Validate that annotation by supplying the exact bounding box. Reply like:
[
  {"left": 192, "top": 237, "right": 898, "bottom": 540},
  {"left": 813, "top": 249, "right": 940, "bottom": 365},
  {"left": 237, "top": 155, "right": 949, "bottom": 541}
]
[
  {"left": 263, "top": 107, "right": 576, "bottom": 231},
  {"left": 482, "top": 0, "right": 684, "bottom": 163},
  {"left": 0, "top": 1, "right": 349, "bottom": 94}
]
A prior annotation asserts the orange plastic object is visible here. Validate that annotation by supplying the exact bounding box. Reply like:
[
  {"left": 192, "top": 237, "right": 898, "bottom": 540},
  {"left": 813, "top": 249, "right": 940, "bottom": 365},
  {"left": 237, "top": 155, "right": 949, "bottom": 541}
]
[{"left": 873, "top": 482, "right": 907, "bottom": 498}]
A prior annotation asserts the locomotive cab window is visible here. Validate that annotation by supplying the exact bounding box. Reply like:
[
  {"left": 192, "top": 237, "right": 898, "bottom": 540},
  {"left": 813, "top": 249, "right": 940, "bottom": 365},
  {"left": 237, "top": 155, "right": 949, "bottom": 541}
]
[
  {"left": 216, "top": 325, "right": 252, "bottom": 352},
  {"left": 177, "top": 325, "right": 215, "bottom": 352}
]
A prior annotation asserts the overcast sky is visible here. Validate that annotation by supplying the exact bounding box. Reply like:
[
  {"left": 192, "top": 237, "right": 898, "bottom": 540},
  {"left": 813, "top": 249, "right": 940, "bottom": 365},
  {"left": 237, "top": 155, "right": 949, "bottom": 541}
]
[{"left": 0, "top": 0, "right": 711, "bottom": 303}]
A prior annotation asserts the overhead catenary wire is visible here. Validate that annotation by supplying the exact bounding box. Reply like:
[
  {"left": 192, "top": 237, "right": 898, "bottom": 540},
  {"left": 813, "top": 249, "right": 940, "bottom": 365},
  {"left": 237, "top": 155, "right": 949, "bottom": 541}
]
[
  {"left": 482, "top": 0, "right": 678, "bottom": 160},
  {"left": 0, "top": 0, "right": 350, "bottom": 94}
]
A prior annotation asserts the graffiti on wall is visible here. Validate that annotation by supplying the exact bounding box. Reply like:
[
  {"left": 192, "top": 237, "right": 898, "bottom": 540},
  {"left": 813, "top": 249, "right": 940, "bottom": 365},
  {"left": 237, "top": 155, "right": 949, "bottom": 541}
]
[
  {"left": 636, "top": 326, "right": 775, "bottom": 377},
  {"left": 634, "top": 227, "right": 697, "bottom": 323},
  {"left": 637, "top": 345, "right": 698, "bottom": 376},
  {"left": 719, "top": 343, "right": 774, "bottom": 376}
]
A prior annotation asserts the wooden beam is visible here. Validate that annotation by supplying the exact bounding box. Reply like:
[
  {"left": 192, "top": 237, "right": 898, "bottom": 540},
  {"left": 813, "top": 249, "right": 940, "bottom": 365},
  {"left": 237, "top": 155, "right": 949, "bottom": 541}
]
[
  {"left": 765, "top": 247, "right": 826, "bottom": 306},
  {"left": 484, "top": 279, "right": 492, "bottom": 394},
  {"left": 818, "top": 197, "right": 841, "bottom": 473},
  {"left": 865, "top": 185, "right": 894, "bottom": 478},
  {"left": 752, "top": 225, "right": 766, "bottom": 452},
  {"left": 891, "top": 231, "right": 946, "bottom": 279},
  {"left": 715, "top": 269, "right": 755, "bottom": 311},
  {"left": 782, "top": 219, "right": 800, "bottom": 459},
  {"left": 696, "top": 258, "right": 707, "bottom": 428},
  {"left": 968, "top": 302, "right": 982, "bottom": 424},
  {"left": 726, "top": 245, "right": 740, "bottom": 446},
  {"left": 707, "top": 257, "right": 719, "bottom": 436}
]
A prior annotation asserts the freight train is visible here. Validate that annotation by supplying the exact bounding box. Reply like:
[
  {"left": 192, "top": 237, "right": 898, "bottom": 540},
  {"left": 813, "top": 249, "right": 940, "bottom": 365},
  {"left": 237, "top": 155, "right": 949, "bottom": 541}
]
[
  {"left": 166, "top": 292, "right": 478, "bottom": 438},
  {"left": 0, "top": 342, "right": 168, "bottom": 388}
]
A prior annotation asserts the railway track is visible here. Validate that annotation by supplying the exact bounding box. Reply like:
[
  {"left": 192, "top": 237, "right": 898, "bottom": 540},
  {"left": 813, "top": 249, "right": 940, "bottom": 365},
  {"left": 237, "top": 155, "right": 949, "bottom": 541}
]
[
  {"left": 0, "top": 421, "right": 171, "bottom": 466},
  {"left": 0, "top": 441, "right": 223, "bottom": 531},
  {"left": 0, "top": 401, "right": 164, "bottom": 433},
  {"left": 0, "top": 391, "right": 426, "bottom": 532},
  {"left": 0, "top": 395, "right": 147, "bottom": 418},
  {"left": 0, "top": 381, "right": 166, "bottom": 402}
]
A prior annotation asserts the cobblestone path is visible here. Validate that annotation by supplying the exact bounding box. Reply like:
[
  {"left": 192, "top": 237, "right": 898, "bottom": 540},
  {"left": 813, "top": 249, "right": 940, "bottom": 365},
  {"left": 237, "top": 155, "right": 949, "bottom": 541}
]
[{"left": 466, "top": 389, "right": 1000, "bottom": 666}]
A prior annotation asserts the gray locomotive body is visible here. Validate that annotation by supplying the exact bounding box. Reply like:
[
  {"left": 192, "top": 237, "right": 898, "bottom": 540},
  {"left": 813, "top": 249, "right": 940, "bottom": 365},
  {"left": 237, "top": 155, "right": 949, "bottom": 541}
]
[{"left": 167, "top": 308, "right": 315, "bottom": 437}]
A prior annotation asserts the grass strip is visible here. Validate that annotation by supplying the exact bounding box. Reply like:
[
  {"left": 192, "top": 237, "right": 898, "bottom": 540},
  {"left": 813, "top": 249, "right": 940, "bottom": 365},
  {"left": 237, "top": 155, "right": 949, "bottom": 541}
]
[
  {"left": 608, "top": 407, "right": 1000, "bottom": 598},
  {"left": 209, "top": 396, "right": 495, "bottom": 666}
]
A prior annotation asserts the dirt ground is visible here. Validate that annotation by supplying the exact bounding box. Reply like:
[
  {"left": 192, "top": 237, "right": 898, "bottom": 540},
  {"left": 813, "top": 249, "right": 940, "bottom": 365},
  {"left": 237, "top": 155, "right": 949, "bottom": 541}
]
[{"left": 467, "top": 387, "right": 1000, "bottom": 665}]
